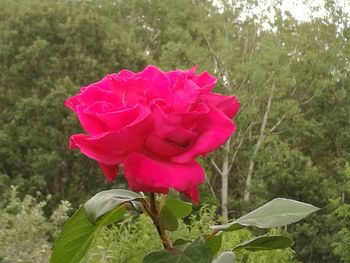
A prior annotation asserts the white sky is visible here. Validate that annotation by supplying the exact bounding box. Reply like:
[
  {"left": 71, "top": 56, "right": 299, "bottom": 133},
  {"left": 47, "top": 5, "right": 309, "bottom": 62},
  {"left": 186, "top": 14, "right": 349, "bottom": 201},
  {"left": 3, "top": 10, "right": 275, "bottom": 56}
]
[
  {"left": 215, "top": 0, "right": 350, "bottom": 23},
  {"left": 281, "top": 0, "right": 325, "bottom": 21},
  {"left": 281, "top": 0, "right": 349, "bottom": 21}
]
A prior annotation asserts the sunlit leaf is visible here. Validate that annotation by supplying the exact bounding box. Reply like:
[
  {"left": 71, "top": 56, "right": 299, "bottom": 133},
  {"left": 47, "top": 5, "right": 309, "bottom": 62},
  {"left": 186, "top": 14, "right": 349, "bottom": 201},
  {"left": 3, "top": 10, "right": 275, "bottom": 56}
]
[
  {"left": 84, "top": 189, "right": 144, "bottom": 223},
  {"left": 211, "top": 198, "right": 319, "bottom": 231}
]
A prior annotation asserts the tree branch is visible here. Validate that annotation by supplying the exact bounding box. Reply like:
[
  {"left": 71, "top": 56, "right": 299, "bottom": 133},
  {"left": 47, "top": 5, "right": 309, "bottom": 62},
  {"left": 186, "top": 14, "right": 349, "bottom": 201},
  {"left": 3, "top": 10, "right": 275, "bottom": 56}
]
[
  {"left": 244, "top": 82, "right": 276, "bottom": 203},
  {"left": 211, "top": 158, "right": 223, "bottom": 176}
]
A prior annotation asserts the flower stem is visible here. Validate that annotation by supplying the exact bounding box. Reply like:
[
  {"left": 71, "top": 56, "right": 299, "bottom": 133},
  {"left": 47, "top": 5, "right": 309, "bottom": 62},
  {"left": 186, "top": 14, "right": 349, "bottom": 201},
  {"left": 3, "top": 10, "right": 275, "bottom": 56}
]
[{"left": 148, "top": 193, "right": 173, "bottom": 250}]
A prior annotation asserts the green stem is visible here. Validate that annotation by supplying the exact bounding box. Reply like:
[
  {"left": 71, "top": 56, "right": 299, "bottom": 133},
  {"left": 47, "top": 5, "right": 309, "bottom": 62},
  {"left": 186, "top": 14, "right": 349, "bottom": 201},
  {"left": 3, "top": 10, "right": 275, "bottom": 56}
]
[{"left": 148, "top": 193, "right": 173, "bottom": 250}]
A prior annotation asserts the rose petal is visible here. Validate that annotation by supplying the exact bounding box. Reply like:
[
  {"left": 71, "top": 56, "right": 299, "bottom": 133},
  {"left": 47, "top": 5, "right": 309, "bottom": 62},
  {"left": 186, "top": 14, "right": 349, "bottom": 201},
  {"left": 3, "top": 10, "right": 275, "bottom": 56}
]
[
  {"left": 99, "top": 163, "right": 119, "bottom": 181},
  {"left": 122, "top": 152, "right": 204, "bottom": 202},
  {"left": 65, "top": 95, "right": 80, "bottom": 112},
  {"left": 163, "top": 126, "right": 197, "bottom": 147},
  {"left": 70, "top": 133, "right": 125, "bottom": 165},
  {"left": 76, "top": 105, "right": 107, "bottom": 135},
  {"left": 117, "top": 69, "right": 135, "bottom": 79},
  {"left": 98, "top": 104, "right": 149, "bottom": 131},
  {"left": 150, "top": 101, "right": 178, "bottom": 136},
  {"left": 145, "top": 134, "right": 186, "bottom": 157},
  {"left": 202, "top": 93, "right": 240, "bottom": 118},
  {"left": 171, "top": 78, "right": 200, "bottom": 112},
  {"left": 137, "top": 65, "right": 171, "bottom": 101},
  {"left": 166, "top": 66, "right": 197, "bottom": 85},
  {"left": 109, "top": 75, "right": 147, "bottom": 105},
  {"left": 79, "top": 83, "right": 121, "bottom": 105},
  {"left": 172, "top": 107, "right": 235, "bottom": 163},
  {"left": 69, "top": 111, "right": 153, "bottom": 164},
  {"left": 191, "top": 71, "right": 217, "bottom": 92},
  {"left": 184, "top": 186, "right": 200, "bottom": 204}
]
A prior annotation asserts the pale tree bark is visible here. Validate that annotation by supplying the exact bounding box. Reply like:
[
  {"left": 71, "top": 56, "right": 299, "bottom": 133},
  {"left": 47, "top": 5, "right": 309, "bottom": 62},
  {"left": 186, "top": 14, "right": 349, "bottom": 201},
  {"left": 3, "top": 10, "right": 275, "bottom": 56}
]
[
  {"left": 210, "top": 139, "right": 230, "bottom": 223},
  {"left": 221, "top": 138, "right": 230, "bottom": 223},
  {"left": 202, "top": 30, "right": 231, "bottom": 222},
  {"left": 201, "top": 22, "right": 256, "bottom": 221},
  {"left": 243, "top": 82, "right": 276, "bottom": 203},
  {"left": 212, "top": 132, "right": 250, "bottom": 222}
]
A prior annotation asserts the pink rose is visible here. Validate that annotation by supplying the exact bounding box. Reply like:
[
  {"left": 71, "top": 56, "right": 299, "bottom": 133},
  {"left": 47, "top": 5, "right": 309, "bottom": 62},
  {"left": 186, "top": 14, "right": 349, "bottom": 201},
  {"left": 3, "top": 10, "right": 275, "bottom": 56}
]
[{"left": 65, "top": 65, "right": 239, "bottom": 202}]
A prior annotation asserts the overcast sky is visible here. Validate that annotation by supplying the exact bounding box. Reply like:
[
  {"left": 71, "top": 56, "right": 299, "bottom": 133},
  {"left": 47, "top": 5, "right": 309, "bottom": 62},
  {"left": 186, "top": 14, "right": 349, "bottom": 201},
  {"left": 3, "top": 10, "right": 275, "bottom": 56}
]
[
  {"left": 281, "top": 0, "right": 349, "bottom": 21},
  {"left": 215, "top": 0, "right": 350, "bottom": 22}
]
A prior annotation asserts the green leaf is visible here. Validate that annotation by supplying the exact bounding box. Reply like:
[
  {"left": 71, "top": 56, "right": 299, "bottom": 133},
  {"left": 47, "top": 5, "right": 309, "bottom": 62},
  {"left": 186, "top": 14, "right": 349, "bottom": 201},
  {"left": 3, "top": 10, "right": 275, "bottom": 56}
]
[
  {"left": 159, "top": 206, "right": 179, "bottom": 231},
  {"left": 162, "top": 198, "right": 192, "bottom": 218},
  {"left": 205, "top": 233, "right": 223, "bottom": 256},
  {"left": 50, "top": 206, "right": 126, "bottom": 263},
  {"left": 173, "top": 239, "right": 191, "bottom": 247},
  {"left": 233, "top": 235, "right": 293, "bottom": 252},
  {"left": 143, "top": 237, "right": 212, "bottom": 263},
  {"left": 212, "top": 252, "right": 235, "bottom": 263},
  {"left": 210, "top": 198, "right": 319, "bottom": 231},
  {"left": 50, "top": 207, "right": 95, "bottom": 263},
  {"left": 84, "top": 189, "right": 144, "bottom": 223},
  {"left": 97, "top": 205, "right": 127, "bottom": 227}
]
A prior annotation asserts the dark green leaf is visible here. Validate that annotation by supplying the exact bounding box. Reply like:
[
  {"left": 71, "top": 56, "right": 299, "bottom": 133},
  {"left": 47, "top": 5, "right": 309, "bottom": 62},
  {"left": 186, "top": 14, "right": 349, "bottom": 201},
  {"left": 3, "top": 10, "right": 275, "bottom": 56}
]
[
  {"left": 173, "top": 239, "right": 191, "bottom": 247},
  {"left": 143, "top": 237, "right": 212, "bottom": 263},
  {"left": 212, "top": 252, "right": 235, "bottom": 263},
  {"left": 159, "top": 206, "right": 179, "bottom": 231},
  {"left": 163, "top": 198, "right": 192, "bottom": 219},
  {"left": 211, "top": 198, "right": 319, "bottom": 231},
  {"left": 84, "top": 189, "right": 144, "bottom": 223},
  {"left": 143, "top": 250, "right": 180, "bottom": 263},
  {"left": 50, "top": 206, "right": 126, "bottom": 263},
  {"left": 205, "top": 233, "right": 223, "bottom": 256},
  {"left": 50, "top": 207, "right": 95, "bottom": 263},
  {"left": 233, "top": 235, "right": 293, "bottom": 252},
  {"left": 97, "top": 205, "right": 127, "bottom": 227}
]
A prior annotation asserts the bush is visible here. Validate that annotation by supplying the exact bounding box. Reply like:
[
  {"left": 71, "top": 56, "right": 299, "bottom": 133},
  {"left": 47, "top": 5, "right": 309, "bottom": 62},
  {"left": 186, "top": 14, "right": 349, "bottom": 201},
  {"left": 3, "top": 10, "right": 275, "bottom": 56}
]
[
  {"left": 0, "top": 188, "right": 296, "bottom": 262},
  {"left": 84, "top": 204, "right": 296, "bottom": 263},
  {"left": 0, "top": 187, "right": 71, "bottom": 263}
]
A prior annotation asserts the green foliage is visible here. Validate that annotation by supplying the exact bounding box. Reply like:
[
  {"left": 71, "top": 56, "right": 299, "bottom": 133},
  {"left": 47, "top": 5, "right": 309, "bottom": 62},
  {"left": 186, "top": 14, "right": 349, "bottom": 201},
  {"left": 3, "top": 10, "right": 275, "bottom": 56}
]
[
  {"left": 0, "top": 187, "right": 71, "bottom": 263},
  {"left": 81, "top": 204, "right": 295, "bottom": 263},
  {"left": 0, "top": 0, "right": 349, "bottom": 262},
  {"left": 328, "top": 164, "right": 350, "bottom": 262},
  {"left": 0, "top": 0, "right": 147, "bottom": 206},
  {"left": 143, "top": 237, "right": 212, "bottom": 263},
  {"left": 51, "top": 188, "right": 147, "bottom": 262},
  {"left": 232, "top": 235, "right": 293, "bottom": 252},
  {"left": 221, "top": 228, "right": 296, "bottom": 263},
  {"left": 0, "top": 188, "right": 297, "bottom": 262},
  {"left": 50, "top": 205, "right": 126, "bottom": 263}
]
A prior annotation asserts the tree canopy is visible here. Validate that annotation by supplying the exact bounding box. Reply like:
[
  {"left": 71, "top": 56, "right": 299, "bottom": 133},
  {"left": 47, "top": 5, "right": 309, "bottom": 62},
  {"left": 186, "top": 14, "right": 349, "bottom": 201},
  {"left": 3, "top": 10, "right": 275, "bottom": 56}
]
[{"left": 0, "top": 0, "right": 349, "bottom": 262}]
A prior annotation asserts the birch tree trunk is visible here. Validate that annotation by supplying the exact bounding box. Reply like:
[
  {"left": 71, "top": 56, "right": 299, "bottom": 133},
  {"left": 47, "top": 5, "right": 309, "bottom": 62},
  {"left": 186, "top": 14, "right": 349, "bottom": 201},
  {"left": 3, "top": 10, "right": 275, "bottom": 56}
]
[
  {"left": 221, "top": 139, "right": 230, "bottom": 223},
  {"left": 244, "top": 83, "right": 275, "bottom": 203}
]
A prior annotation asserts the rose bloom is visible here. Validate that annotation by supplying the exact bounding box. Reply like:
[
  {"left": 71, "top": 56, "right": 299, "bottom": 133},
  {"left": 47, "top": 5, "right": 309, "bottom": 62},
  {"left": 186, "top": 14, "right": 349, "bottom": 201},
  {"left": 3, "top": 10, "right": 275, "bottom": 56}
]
[{"left": 65, "top": 65, "right": 239, "bottom": 202}]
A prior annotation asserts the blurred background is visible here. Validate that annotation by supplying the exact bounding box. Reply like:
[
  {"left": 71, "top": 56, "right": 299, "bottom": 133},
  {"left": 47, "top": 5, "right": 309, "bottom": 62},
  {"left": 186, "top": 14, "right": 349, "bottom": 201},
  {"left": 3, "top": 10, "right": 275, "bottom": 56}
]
[{"left": 0, "top": 0, "right": 349, "bottom": 262}]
